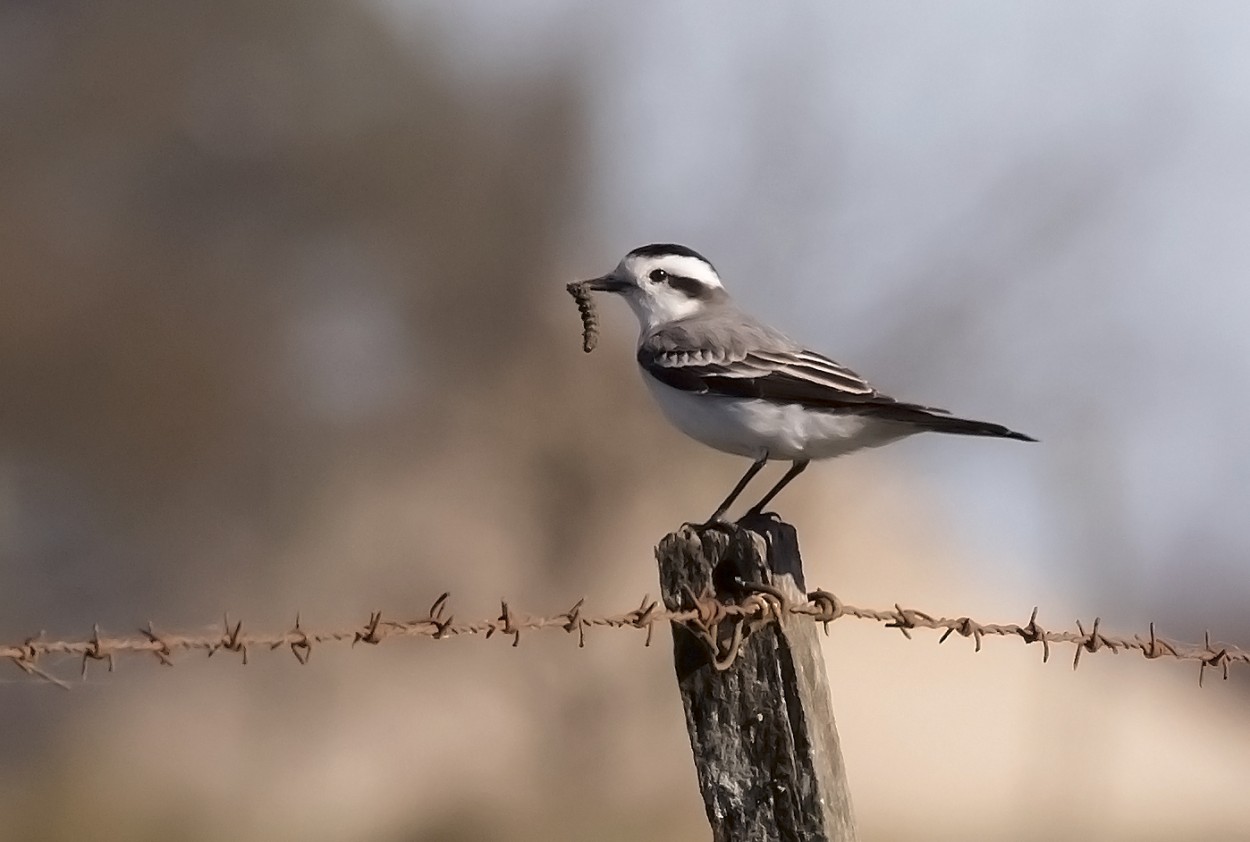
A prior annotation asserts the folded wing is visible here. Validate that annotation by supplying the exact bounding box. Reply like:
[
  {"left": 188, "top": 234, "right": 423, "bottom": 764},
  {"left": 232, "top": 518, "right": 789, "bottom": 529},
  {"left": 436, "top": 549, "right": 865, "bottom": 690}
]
[
  {"left": 638, "top": 321, "right": 1035, "bottom": 441},
  {"left": 638, "top": 326, "right": 948, "bottom": 414}
]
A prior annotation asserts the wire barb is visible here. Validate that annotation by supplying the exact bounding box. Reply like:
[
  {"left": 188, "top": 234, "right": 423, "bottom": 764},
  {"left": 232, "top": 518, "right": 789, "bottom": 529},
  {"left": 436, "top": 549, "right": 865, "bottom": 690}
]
[
  {"left": 140, "top": 622, "right": 173, "bottom": 667},
  {"left": 81, "top": 624, "right": 115, "bottom": 678},
  {"left": 353, "top": 611, "right": 384, "bottom": 646}
]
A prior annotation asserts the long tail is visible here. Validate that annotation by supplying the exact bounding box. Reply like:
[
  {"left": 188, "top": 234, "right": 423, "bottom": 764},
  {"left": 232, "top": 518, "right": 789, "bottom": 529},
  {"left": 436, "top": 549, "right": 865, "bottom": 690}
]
[
  {"left": 861, "top": 405, "right": 1037, "bottom": 442},
  {"left": 914, "top": 413, "right": 1037, "bottom": 442}
]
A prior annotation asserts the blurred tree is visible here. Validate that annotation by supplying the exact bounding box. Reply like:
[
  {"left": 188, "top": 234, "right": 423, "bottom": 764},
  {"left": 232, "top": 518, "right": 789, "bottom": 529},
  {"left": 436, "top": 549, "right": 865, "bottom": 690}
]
[{"left": 0, "top": 0, "right": 588, "bottom": 620}]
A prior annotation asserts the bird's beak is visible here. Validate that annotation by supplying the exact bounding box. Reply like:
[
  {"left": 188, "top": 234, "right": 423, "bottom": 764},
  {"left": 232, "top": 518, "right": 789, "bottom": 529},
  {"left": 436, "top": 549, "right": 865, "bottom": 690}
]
[{"left": 582, "top": 273, "right": 631, "bottom": 293}]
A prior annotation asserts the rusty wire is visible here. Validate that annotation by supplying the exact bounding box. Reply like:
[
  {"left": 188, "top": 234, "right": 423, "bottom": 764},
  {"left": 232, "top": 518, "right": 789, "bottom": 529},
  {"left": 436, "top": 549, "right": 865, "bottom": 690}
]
[{"left": 2, "top": 589, "right": 1246, "bottom": 689}]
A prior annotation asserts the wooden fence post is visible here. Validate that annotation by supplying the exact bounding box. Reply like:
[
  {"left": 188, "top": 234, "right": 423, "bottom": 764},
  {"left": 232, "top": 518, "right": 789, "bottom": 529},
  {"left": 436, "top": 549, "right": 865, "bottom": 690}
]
[{"left": 656, "top": 515, "right": 857, "bottom": 842}]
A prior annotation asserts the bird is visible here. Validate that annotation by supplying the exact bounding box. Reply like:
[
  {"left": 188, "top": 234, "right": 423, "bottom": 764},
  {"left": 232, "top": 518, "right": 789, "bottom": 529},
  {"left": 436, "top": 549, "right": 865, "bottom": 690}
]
[{"left": 578, "top": 243, "right": 1035, "bottom": 523}]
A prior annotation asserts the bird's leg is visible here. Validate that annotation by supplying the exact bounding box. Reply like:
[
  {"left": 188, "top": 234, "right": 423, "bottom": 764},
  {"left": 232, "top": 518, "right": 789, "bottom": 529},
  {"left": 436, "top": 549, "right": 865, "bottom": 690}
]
[
  {"left": 702, "top": 456, "right": 768, "bottom": 524},
  {"left": 743, "top": 460, "right": 809, "bottom": 518}
]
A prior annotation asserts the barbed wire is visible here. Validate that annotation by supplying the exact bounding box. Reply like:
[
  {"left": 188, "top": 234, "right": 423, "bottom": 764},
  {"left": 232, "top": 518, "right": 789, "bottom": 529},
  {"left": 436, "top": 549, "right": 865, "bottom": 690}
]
[{"left": 2, "top": 588, "right": 1246, "bottom": 690}]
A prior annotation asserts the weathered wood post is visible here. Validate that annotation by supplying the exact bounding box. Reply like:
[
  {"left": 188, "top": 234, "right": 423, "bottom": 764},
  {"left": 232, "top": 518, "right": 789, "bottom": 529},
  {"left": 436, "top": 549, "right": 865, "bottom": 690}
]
[{"left": 656, "top": 514, "right": 857, "bottom": 842}]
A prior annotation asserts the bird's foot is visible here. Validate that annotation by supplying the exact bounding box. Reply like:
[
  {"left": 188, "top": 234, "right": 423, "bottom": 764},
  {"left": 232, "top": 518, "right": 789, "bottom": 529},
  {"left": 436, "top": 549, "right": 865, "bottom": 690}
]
[
  {"left": 683, "top": 516, "right": 740, "bottom": 535},
  {"left": 740, "top": 507, "right": 782, "bottom": 523}
]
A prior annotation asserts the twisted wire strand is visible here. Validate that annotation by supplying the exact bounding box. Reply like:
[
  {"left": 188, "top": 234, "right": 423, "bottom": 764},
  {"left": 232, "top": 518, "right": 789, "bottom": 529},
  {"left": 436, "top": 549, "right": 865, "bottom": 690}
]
[{"left": 3, "top": 589, "right": 1245, "bottom": 689}]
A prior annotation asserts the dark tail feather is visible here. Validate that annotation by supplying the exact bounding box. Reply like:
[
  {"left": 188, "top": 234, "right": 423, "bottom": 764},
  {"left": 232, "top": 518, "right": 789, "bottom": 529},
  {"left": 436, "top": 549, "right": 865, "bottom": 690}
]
[
  {"left": 916, "top": 413, "right": 1037, "bottom": 442},
  {"left": 861, "top": 405, "right": 1037, "bottom": 442}
]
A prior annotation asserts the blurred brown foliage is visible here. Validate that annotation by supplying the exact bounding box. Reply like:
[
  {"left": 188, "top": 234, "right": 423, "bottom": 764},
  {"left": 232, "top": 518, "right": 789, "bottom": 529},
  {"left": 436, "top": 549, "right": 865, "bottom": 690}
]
[
  {"left": 0, "top": 1, "right": 606, "bottom": 620},
  {"left": 0, "top": 5, "right": 707, "bottom": 839}
]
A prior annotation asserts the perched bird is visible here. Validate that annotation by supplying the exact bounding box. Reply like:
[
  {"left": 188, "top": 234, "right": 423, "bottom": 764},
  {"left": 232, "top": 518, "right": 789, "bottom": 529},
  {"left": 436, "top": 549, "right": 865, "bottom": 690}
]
[{"left": 579, "top": 243, "right": 1034, "bottom": 522}]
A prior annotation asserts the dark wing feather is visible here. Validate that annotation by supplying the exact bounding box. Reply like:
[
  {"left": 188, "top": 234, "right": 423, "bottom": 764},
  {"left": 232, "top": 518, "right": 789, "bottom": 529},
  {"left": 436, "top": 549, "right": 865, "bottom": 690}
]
[
  {"left": 637, "top": 320, "right": 1035, "bottom": 440},
  {"left": 638, "top": 323, "right": 948, "bottom": 414}
]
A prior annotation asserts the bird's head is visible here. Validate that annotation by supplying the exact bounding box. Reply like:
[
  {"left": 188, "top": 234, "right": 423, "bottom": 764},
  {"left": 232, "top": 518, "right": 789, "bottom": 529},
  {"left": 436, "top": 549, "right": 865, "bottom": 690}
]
[{"left": 583, "top": 243, "right": 727, "bottom": 332}]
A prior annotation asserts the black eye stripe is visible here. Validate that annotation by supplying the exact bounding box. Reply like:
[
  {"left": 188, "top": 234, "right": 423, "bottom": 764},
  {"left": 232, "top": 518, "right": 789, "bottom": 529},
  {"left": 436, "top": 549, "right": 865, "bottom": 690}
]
[
  {"left": 666, "top": 274, "right": 711, "bottom": 298},
  {"left": 646, "top": 266, "right": 714, "bottom": 299}
]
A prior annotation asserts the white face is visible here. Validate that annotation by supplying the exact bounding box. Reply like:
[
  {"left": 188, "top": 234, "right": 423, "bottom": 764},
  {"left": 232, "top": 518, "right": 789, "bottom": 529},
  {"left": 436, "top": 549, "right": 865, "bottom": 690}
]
[{"left": 610, "top": 251, "right": 726, "bottom": 332}]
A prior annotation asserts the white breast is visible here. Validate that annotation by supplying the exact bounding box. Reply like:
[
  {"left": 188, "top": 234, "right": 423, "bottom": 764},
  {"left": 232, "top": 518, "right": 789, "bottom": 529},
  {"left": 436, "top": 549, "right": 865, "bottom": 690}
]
[{"left": 643, "top": 376, "right": 914, "bottom": 462}]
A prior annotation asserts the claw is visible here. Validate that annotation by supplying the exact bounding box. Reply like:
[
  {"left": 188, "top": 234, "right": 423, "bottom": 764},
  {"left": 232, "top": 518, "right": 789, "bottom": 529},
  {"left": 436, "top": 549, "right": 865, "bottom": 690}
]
[
  {"left": 740, "top": 508, "right": 782, "bottom": 523},
  {"left": 685, "top": 518, "right": 742, "bottom": 536}
]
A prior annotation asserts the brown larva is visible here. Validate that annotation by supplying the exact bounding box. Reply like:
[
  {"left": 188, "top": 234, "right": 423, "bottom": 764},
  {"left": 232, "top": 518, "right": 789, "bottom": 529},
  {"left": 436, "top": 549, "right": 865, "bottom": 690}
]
[{"left": 566, "top": 281, "right": 599, "bottom": 353}]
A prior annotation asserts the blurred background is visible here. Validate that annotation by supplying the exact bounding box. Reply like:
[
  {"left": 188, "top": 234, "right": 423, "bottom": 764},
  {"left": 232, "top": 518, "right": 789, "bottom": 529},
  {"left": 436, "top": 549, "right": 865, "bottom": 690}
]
[{"left": 2, "top": 2, "right": 1249, "bottom": 839}]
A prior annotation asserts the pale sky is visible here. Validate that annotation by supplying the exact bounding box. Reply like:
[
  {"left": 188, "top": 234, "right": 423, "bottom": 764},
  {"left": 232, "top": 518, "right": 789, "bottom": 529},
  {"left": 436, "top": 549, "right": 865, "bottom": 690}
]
[{"left": 384, "top": 0, "right": 1250, "bottom": 621}]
